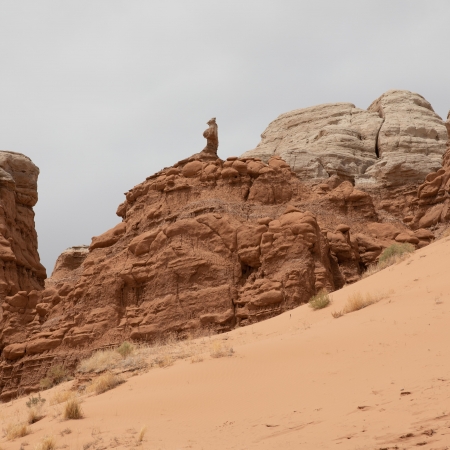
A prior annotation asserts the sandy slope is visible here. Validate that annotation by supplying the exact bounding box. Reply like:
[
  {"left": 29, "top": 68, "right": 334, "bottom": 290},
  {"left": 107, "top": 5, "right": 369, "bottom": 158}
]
[{"left": 3, "top": 238, "right": 450, "bottom": 449}]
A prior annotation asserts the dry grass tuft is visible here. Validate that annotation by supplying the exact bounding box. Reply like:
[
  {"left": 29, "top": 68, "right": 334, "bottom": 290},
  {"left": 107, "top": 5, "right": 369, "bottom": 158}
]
[
  {"left": 40, "top": 365, "right": 68, "bottom": 390},
  {"left": 190, "top": 354, "right": 204, "bottom": 363},
  {"left": 362, "top": 243, "right": 415, "bottom": 279},
  {"left": 63, "top": 398, "right": 83, "bottom": 420},
  {"left": 77, "top": 350, "right": 122, "bottom": 374},
  {"left": 331, "top": 310, "right": 344, "bottom": 319},
  {"left": 137, "top": 426, "right": 147, "bottom": 443},
  {"left": 4, "top": 422, "right": 30, "bottom": 440},
  {"left": 308, "top": 290, "right": 331, "bottom": 310},
  {"left": 210, "top": 341, "right": 234, "bottom": 358},
  {"left": 88, "top": 372, "right": 124, "bottom": 395},
  {"left": 343, "top": 291, "right": 387, "bottom": 314},
  {"left": 35, "top": 435, "right": 56, "bottom": 450},
  {"left": 27, "top": 406, "right": 45, "bottom": 424},
  {"left": 154, "top": 354, "right": 174, "bottom": 368},
  {"left": 50, "top": 390, "right": 74, "bottom": 406},
  {"left": 77, "top": 330, "right": 233, "bottom": 375}
]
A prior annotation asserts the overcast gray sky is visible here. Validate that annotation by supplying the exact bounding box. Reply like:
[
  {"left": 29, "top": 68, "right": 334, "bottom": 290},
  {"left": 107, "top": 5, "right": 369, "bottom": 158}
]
[{"left": 0, "top": 1, "right": 449, "bottom": 274}]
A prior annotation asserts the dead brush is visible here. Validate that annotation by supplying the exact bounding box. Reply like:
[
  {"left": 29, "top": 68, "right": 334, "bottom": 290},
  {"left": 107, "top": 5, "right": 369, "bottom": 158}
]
[
  {"left": 4, "top": 422, "right": 30, "bottom": 440},
  {"left": 331, "top": 310, "right": 343, "bottom": 319},
  {"left": 34, "top": 435, "right": 56, "bottom": 450},
  {"left": 63, "top": 398, "right": 83, "bottom": 420},
  {"left": 210, "top": 341, "right": 234, "bottom": 358},
  {"left": 87, "top": 372, "right": 124, "bottom": 395}
]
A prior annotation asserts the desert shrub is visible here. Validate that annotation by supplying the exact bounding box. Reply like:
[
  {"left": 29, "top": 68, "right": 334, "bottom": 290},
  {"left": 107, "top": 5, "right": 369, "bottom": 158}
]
[
  {"left": 50, "top": 390, "right": 74, "bottom": 406},
  {"left": 116, "top": 341, "right": 135, "bottom": 359},
  {"left": 331, "top": 310, "right": 343, "bottom": 319},
  {"left": 88, "top": 372, "right": 124, "bottom": 395},
  {"left": 363, "top": 243, "right": 415, "bottom": 278},
  {"left": 379, "top": 243, "right": 414, "bottom": 264},
  {"left": 63, "top": 398, "right": 83, "bottom": 420},
  {"left": 210, "top": 341, "right": 234, "bottom": 358},
  {"left": 4, "top": 422, "right": 29, "bottom": 440},
  {"left": 26, "top": 393, "right": 46, "bottom": 409},
  {"left": 40, "top": 365, "right": 68, "bottom": 390},
  {"left": 35, "top": 435, "right": 56, "bottom": 450},
  {"left": 308, "top": 290, "right": 331, "bottom": 310},
  {"left": 40, "top": 378, "right": 54, "bottom": 390}
]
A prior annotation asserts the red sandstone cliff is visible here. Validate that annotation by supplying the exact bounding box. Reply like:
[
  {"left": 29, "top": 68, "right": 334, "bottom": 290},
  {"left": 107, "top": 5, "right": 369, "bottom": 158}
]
[
  {"left": 1, "top": 91, "right": 449, "bottom": 400},
  {"left": 0, "top": 151, "right": 427, "bottom": 400}
]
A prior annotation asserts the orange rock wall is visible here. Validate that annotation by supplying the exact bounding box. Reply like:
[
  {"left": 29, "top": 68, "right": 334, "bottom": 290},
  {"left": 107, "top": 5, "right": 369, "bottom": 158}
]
[{"left": 1, "top": 149, "right": 433, "bottom": 400}]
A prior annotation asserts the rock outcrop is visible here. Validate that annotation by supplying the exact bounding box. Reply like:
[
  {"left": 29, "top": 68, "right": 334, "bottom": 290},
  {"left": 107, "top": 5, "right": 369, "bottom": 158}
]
[
  {"left": 2, "top": 92, "right": 449, "bottom": 400},
  {"left": 243, "top": 102, "right": 383, "bottom": 180},
  {"left": 242, "top": 90, "right": 448, "bottom": 189},
  {"left": 0, "top": 150, "right": 420, "bottom": 399},
  {"left": 361, "top": 90, "right": 447, "bottom": 188},
  {"left": 406, "top": 114, "right": 450, "bottom": 230},
  {"left": 0, "top": 151, "right": 46, "bottom": 292}
]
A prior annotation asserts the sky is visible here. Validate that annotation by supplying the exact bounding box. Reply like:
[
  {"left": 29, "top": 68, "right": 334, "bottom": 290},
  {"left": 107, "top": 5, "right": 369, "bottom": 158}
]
[{"left": 0, "top": 0, "right": 449, "bottom": 274}]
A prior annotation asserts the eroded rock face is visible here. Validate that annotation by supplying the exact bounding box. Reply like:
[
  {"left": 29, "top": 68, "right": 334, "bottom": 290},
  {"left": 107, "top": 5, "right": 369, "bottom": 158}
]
[
  {"left": 3, "top": 94, "right": 449, "bottom": 400},
  {"left": 242, "top": 90, "right": 448, "bottom": 189},
  {"left": 243, "top": 102, "right": 383, "bottom": 180},
  {"left": 0, "top": 151, "right": 45, "bottom": 296},
  {"left": 407, "top": 115, "right": 450, "bottom": 230},
  {"left": 0, "top": 149, "right": 417, "bottom": 400},
  {"left": 360, "top": 90, "right": 447, "bottom": 187},
  {"left": 49, "top": 246, "right": 89, "bottom": 283}
]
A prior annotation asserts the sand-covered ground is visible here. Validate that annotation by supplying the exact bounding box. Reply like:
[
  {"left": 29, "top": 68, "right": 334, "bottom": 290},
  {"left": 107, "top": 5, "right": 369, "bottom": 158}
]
[{"left": 2, "top": 237, "right": 450, "bottom": 449}]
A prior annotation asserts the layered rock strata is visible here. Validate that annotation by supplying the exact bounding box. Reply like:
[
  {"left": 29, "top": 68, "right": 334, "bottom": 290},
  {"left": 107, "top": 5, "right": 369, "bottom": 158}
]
[
  {"left": 243, "top": 102, "right": 383, "bottom": 180},
  {"left": 242, "top": 90, "right": 447, "bottom": 188},
  {"left": 0, "top": 151, "right": 46, "bottom": 292}
]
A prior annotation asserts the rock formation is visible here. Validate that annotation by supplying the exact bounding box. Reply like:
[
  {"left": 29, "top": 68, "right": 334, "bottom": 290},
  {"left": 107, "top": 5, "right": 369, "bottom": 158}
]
[
  {"left": 242, "top": 90, "right": 448, "bottom": 189},
  {"left": 242, "top": 102, "right": 383, "bottom": 180},
  {"left": 0, "top": 151, "right": 46, "bottom": 292},
  {"left": 0, "top": 157, "right": 419, "bottom": 398},
  {"left": 201, "top": 117, "right": 219, "bottom": 157},
  {"left": 406, "top": 114, "right": 450, "bottom": 229},
  {"left": 1, "top": 91, "right": 449, "bottom": 400}
]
